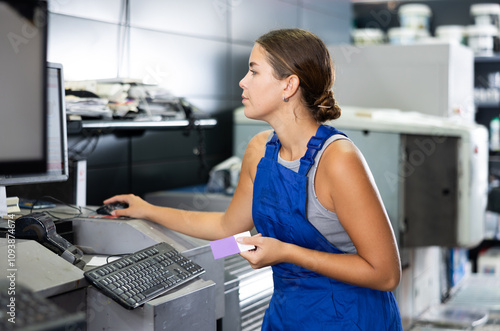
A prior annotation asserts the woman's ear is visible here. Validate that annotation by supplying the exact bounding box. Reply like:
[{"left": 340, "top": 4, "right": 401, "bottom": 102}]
[{"left": 283, "top": 75, "right": 300, "bottom": 100}]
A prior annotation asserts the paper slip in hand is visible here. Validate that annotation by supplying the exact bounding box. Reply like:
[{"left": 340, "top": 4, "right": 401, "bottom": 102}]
[{"left": 210, "top": 231, "right": 255, "bottom": 259}]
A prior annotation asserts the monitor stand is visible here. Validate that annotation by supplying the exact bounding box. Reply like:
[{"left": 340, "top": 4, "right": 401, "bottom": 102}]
[{"left": 0, "top": 186, "right": 20, "bottom": 217}]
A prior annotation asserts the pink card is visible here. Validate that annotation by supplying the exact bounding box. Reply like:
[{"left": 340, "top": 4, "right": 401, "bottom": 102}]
[{"left": 210, "top": 231, "right": 255, "bottom": 259}]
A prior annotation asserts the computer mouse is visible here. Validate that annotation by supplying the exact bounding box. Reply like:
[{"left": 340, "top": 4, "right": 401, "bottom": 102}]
[{"left": 96, "top": 202, "right": 129, "bottom": 215}]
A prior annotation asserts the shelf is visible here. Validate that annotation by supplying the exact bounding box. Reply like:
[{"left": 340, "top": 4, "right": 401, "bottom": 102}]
[
  {"left": 476, "top": 103, "right": 500, "bottom": 109},
  {"left": 81, "top": 118, "right": 217, "bottom": 130},
  {"left": 475, "top": 54, "right": 500, "bottom": 63},
  {"left": 67, "top": 118, "right": 217, "bottom": 134},
  {"left": 489, "top": 153, "right": 500, "bottom": 160}
]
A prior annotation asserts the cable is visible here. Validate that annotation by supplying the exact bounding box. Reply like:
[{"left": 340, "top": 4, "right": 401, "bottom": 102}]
[
  {"left": 106, "top": 254, "right": 129, "bottom": 264},
  {"left": 196, "top": 125, "right": 209, "bottom": 180},
  {"left": 29, "top": 196, "right": 84, "bottom": 220},
  {"left": 68, "top": 131, "right": 101, "bottom": 159}
]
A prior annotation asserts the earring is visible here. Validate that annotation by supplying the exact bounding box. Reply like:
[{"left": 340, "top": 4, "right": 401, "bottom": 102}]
[{"left": 283, "top": 96, "right": 289, "bottom": 102}]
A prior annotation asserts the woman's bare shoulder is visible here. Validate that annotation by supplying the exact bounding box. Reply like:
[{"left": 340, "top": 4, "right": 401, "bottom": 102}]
[
  {"left": 244, "top": 129, "right": 273, "bottom": 158},
  {"left": 253, "top": 129, "right": 273, "bottom": 144},
  {"left": 323, "top": 138, "right": 361, "bottom": 161},
  {"left": 318, "top": 138, "right": 370, "bottom": 181}
]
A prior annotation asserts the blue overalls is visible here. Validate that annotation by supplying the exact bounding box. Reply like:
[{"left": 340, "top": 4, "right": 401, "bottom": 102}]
[{"left": 252, "top": 125, "right": 403, "bottom": 330}]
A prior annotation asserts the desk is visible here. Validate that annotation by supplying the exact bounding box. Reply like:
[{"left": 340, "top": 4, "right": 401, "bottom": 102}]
[
  {"left": 72, "top": 210, "right": 225, "bottom": 321},
  {"left": 0, "top": 207, "right": 223, "bottom": 330}
]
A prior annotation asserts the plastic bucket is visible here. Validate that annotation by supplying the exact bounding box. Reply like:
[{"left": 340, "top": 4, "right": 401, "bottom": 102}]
[
  {"left": 388, "top": 27, "right": 430, "bottom": 45},
  {"left": 352, "top": 28, "right": 385, "bottom": 45},
  {"left": 398, "top": 4, "right": 432, "bottom": 32},
  {"left": 435, "top": 25, "right": 465, "bottom": 45},
  {"left": 466, "top": 24, "right": 498, "bottom": 55},
  {"left": 470, "top": 3, "right": 500, "bottom": 30}
]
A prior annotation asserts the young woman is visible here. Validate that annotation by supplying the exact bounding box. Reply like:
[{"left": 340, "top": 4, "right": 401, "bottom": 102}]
[{"left": 105, "top": 28, "right": 403, "bottom": 330}]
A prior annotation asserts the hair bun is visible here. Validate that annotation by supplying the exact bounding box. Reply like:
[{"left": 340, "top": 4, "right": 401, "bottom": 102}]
[{"left": 313, "top": 90, "right": 341, "bottom": 122}]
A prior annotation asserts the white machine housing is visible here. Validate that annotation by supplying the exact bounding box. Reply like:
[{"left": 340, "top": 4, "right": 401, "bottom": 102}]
[{"left": 328, "top": 43, "right": 475, "bottom": 123}]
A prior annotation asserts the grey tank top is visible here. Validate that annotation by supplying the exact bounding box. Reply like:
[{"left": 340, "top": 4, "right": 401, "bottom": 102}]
[{"left": 276, "top": 134, "right": 357, "bottom": 254}]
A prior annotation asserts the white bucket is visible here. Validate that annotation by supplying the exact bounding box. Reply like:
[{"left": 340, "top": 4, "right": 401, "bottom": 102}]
[
  {"left": 470, "top": 3, "right": 500, "bottom": 30},
  {"left": 351, "top": 28, "right": 385, "bottom": 46},
  {"left": 466, "top": 24, "right": 498, "bottom": 55},
  {"left": 388, "top": 27, "right": 418, "bottom": 45},
  {"left": 398, "top": 4, "right": 432, "bottom": 32},
  {"left": 388, "top": 27, "right": 431, "bottom": 45},
  {"left": 435, "top": 25, "right": 465, "bottom": 45}
]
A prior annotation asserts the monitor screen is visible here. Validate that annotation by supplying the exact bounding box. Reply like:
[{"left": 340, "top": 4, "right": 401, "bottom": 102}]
[
  {"left": 0, "top": 62, "right": 68, "bottom": 186},
  {"left": 0, "top": 0, "right": 48, "bottom": 175}
]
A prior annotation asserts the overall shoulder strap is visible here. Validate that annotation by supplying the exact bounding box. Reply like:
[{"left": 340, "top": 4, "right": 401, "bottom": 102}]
[
  {"left": 298, "top": 125, "right": 347, "bottom": 176},
  {"left": 264, "top": 131, "right": 281, "bottom": 160}
]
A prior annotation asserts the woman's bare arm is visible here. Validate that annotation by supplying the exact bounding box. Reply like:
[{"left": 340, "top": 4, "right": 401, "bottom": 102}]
[{"left": 106, "top": 130, "right": 270, "bottom": 241}]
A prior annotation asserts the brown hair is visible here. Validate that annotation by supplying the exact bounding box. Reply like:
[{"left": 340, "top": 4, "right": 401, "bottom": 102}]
[{"left": 256, "top": 28, "right": 341, "bottom": 123}]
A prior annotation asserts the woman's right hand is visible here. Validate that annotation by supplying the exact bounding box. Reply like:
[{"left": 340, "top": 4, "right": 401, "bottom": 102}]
[{"left": 103, "top": 194, "right": 153, "bottom": 219}]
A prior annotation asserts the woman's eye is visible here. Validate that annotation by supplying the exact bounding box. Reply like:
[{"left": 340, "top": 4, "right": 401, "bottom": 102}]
[{"left": 250, "top": 70, "right": 256, "bottom": 75}]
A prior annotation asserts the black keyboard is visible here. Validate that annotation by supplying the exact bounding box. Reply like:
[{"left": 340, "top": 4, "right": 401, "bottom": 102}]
[
  {"left": 0, "top": 280, "right": 86, "bottom": 331},
  {"left": 84, "top": 242, "right": 205, "bottom": 309}
]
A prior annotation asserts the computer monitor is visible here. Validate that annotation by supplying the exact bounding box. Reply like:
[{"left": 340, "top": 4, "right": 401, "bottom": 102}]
[
  {"left": 0, "top": 63, "right": 69, "bottom": 186},
  {"left": 0, "top": 0, "right": 48, "bottom": 175}
]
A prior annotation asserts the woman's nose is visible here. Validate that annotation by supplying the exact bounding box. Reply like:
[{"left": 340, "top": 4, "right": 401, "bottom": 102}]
[{"left": 239, "top": 72, "right": 249, "bottom": 89}]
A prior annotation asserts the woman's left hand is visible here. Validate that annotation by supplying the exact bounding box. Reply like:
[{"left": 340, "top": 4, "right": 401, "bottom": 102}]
[{"left": 237, "top": 233, "right": 286, "bottom": 269}]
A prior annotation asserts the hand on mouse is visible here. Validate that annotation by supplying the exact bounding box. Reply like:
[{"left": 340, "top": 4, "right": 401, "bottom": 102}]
[{"left": 103, "top": 194, "right": 153, "bottom": 219}]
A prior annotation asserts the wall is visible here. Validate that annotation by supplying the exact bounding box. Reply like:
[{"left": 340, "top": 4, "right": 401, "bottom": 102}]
[{"left": 47, "top": 0, "right": 352, "bottom": 115}]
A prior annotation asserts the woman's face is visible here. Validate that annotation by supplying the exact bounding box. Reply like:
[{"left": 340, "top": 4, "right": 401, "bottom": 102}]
[{"left": 239, "top": 44, "right": 285, "bottom": 121}]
